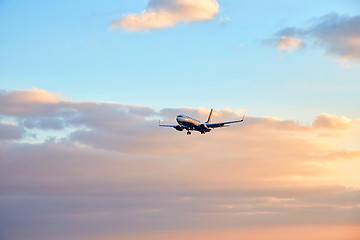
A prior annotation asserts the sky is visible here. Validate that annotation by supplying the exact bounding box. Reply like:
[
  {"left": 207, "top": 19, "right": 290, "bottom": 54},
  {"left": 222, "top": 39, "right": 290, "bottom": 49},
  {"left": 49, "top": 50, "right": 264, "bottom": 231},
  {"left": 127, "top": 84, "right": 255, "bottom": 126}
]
[{"left": 0, "top": 0, "right": 360, "bottom": 240}]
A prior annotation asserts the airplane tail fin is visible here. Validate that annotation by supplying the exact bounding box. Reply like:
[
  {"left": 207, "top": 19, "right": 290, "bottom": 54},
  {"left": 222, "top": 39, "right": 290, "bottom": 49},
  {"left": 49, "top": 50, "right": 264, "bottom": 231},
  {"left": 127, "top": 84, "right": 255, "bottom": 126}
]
[{"left": 206, "top": 109, "right": 214, "bottom": 124}]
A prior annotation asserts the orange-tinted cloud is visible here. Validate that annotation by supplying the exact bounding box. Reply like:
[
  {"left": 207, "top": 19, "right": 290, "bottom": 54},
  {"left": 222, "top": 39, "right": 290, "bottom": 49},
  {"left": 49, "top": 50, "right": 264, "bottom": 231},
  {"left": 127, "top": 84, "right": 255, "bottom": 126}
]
[
  {"left": 1, "top": 88, "right": 359, "bottom": 240},
  {"left": 0, "top": 88, "right": 59, "bottom": 103},
  {"left": 312, "top": 113, "right": 358, "bottom": 130},
  {"left": 276, "top": 36, "right": 302, "bottom": 51},
  {"left": 110, "top": 0, "right": 220, "bottom": 31},
  {"left": 73, "top": 225, "right": 360, "bottom": 240},
  {"left": 0, "top": 88, "right": 61, "bottom": 116}
]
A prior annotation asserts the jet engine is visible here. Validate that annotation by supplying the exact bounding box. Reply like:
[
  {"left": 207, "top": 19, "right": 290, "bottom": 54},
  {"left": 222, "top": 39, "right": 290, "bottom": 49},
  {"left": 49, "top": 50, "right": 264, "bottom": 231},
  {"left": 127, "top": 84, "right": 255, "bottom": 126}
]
[{"left": 175, "top": 125, "right": 184, "bottom": 131}]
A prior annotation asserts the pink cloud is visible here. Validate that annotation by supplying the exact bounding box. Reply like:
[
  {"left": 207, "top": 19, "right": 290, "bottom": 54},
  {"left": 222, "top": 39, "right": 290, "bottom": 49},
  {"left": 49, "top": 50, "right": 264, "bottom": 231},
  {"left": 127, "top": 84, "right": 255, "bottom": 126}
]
[
  {"left": 0, "top": 121, "right": 24, "bottom": 140},
  {"left": 0, "top": 88, "right": 61, "bottom": 116},
  {"left": 0, "top": 88, "right": 60, "bottom": 103},
  {"left": 1, "top": 88, "right": 359, "bottom": 240}
]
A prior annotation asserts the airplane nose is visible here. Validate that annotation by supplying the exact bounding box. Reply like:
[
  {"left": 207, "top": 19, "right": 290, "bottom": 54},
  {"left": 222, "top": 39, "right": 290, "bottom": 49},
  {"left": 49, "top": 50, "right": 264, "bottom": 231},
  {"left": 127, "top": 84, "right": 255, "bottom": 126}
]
[{"left": 176, "top": 116, "right": 184, "bottom": 123}]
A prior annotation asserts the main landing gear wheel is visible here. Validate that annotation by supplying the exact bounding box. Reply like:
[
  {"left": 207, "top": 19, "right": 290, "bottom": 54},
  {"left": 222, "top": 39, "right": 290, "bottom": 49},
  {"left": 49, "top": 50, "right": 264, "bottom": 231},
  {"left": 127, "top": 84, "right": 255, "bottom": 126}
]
[{"left": 187, "top": 131, "right": 191, "bottom": 135}]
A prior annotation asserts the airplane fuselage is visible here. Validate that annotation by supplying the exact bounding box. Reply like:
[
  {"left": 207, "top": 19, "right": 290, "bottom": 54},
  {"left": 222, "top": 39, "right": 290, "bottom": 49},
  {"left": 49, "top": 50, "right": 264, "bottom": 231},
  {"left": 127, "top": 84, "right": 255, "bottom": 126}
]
[{"left": 176, "top": 115, "right": 211, "bottom": 133}]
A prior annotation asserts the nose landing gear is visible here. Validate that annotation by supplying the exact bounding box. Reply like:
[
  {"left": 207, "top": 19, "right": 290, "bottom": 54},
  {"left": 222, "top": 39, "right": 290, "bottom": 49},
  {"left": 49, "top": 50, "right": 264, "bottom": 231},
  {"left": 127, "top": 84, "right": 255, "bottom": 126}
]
[{"left": 187, "top": 131, "right": 191, "bottom": 135}]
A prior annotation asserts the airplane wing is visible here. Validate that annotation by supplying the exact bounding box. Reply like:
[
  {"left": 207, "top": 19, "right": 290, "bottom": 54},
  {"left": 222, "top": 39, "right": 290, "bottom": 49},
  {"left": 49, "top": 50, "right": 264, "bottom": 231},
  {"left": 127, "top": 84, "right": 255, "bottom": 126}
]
[
  {"left": 159, "top": 124, "right": 178, "bottom": 127},
  {"left": 158, "top": 120, "right": 179, "bottom": 128},
  {"left": 206, "top": 115, "right": 245, "bottom": 129}
]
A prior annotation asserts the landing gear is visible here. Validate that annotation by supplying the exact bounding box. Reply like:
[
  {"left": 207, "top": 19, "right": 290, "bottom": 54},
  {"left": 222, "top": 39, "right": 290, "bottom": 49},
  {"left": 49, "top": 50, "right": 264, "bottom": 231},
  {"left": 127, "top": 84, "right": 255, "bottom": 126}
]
[
  {"left": 201, "top": 132, "right": 205, "bottom": 134},
  {"left": 187, "top": 131, "right": 191, "bottom": 135}
]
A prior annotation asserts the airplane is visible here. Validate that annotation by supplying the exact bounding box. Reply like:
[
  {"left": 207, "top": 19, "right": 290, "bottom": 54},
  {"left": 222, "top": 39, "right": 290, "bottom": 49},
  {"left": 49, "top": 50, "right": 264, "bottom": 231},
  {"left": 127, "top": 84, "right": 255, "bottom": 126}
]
[{"left": 159, "top": 109, "right": 245, "bottom": 135}]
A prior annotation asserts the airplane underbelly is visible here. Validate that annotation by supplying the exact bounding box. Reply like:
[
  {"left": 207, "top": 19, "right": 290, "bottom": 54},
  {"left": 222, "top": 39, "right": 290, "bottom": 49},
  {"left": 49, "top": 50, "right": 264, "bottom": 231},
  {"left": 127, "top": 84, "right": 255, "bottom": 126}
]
[
  {"left": 181, "top": 122, "right": 196, "bottom": 128},
  {"left": 178, "top": 120, "right": 198, "bottom": 129},
  {"left": 178, "top": 121, "right": 211, "bottom": 132}
]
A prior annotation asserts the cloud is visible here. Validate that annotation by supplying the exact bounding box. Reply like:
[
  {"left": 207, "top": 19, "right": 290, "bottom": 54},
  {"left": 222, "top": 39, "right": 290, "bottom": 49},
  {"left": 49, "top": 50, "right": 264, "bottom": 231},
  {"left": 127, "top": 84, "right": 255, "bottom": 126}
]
[
  {"left": 276, "top": 36, "right": 302, "bottom": 51},
  {"left": 70, "top": 225, "right": 360, "bottom": 240},
  {"left": 311, "top": 149, "right": 360, "bottom": 161},
  {"left": 1, "top": 88, "right": 360, "bottom": 240},
  {"left": 110, "top": 0, "right": 220, "bottom": 31},
  {"left": 308, "top": 13, "right": 360, "bottom": 62},
  {"left": 0, "top": 88, "right": 61, "bottom": 117},
  {"left": 274, "top": 13, "right": 360, "bottom": 62},
  {"left": 0, "top": 121, "right": 24, "bottom": 140},
  {"left": 20, "top": 117, "right": 66, "bottom": 130},
  {"left": 312, "top": 113, "right": 359, "bottom": 130},
  {"left": 0, "top": 88, "right": 59, "bottom": 104}
]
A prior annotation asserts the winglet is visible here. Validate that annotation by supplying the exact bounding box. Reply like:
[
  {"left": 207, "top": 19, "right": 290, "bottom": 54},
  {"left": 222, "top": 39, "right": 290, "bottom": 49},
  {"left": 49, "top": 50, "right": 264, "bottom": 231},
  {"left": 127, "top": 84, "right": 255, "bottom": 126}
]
[
  {"left": 241, "top": 115, "right": 245, "bottom": 121},
  {"left": 158, "top": 120, "right": 161, "bottom": 126}
]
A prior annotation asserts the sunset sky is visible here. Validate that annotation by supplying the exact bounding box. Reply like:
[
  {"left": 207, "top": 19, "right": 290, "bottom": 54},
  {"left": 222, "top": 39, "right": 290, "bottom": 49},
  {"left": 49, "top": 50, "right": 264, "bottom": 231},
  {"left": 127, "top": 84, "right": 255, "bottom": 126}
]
[{"left": 0, "top": 1, "right": 360, "bottom": 240}]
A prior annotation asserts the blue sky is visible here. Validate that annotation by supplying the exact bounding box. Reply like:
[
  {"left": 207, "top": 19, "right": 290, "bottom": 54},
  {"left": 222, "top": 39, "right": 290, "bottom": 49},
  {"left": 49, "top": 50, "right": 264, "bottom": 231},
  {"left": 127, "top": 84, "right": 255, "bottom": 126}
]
[{"left": 1, "top": 0, "right": 359, "bottom": 121}]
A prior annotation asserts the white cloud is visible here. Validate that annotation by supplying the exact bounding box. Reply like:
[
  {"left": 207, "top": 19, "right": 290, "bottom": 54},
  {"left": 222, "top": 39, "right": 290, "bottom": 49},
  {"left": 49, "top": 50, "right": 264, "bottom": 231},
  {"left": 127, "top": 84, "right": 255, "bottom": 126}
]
[{"left": 110, "top": 0, "right": 219, "bottom": 31}]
